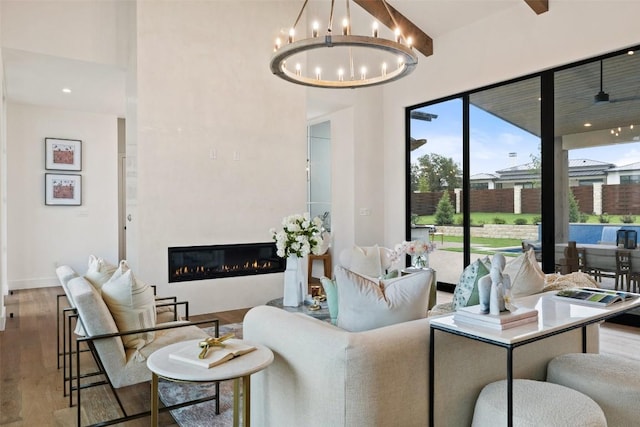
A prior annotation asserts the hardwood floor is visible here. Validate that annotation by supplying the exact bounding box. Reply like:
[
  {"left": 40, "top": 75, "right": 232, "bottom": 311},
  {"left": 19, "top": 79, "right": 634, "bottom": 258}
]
[{"left": 0, "top": 287, "right": 638, "bottom": 426}]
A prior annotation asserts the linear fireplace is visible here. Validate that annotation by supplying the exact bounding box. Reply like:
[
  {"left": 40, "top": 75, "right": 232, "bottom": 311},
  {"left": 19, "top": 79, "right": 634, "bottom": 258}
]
[{"left": 168, "top": 242, "right": 285, "bottom": 283}]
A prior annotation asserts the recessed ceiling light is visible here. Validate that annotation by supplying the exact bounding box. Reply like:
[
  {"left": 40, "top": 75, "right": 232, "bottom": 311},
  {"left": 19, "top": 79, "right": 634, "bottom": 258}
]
[
  {"left": 62, "top": 88, "right": 71, "bottom": 93},
  {"left": 584, "top": 123, "right": 592, "bottom": 127}
]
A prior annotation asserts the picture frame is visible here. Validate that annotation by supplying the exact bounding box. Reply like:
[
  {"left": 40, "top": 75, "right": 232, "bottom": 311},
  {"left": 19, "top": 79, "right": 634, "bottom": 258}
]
[
  {"left": 45, "top": 173, "right": 82, "bottom": 206},
  {"left": 45, "top": 138, "right": 82, "bottom": 171}
]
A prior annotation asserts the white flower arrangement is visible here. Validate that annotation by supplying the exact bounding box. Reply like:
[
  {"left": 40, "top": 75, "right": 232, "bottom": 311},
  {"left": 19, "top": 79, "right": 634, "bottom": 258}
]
[
  {"left": 389, "top": 239, "right": 436, "bottom": 262},
  {"left": 270, "top": 213, "right": 324, "bottom": 258}
]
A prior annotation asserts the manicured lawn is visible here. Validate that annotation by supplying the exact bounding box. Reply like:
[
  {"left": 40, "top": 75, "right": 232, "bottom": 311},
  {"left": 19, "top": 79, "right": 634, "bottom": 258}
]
[
  {"left": 416, "top": 212, "right": 639, "bottom": 225},
  {"left": 416, "top": 212, "right": 539, "bottom": 226}
]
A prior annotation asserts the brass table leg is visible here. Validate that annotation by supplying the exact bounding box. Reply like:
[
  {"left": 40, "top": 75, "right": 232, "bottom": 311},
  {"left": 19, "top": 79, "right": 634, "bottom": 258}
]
[
  {"left": 243, "top": 375, "right": 251, "bottom": 427},
  {"left": 233, "top": 378, "right": 240, "bottom": 427},
  {"left": 151, "top": 373, "right": 159, "bottom": 426}
]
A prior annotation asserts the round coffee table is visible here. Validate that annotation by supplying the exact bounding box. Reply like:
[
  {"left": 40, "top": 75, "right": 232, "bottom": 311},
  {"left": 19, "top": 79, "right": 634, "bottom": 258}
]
[
  {"left": 147, "top": 338, "right": 273, "bottom": 427},
  {"left": 266, "top": 297, "right": 331, "bottom": 322}
]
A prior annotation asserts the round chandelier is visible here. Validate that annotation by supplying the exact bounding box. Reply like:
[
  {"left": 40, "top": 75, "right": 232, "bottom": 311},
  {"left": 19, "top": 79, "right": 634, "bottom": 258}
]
[{"left": 270, "top": 0, "right": 419, "bottom": 89}]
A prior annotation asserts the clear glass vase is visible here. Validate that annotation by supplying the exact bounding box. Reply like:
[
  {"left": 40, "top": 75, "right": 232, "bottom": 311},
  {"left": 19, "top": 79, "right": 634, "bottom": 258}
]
[{"left": 411, "top": 253, "right": 429, "bottom": 269}]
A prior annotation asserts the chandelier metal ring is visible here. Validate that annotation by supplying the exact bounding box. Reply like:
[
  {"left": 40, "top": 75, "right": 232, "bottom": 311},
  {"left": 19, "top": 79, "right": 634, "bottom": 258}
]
[{"left": 270, "top": 34, "right": 418, "bottom": 89}]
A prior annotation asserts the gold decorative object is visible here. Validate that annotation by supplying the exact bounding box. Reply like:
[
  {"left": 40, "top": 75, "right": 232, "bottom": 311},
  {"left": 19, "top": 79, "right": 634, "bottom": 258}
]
[
  {"left": 309, "top": 296, "right": 322, "bottom": 311},
  {"left": 198, "top": 332, "right": 235, "bottom": 359}
]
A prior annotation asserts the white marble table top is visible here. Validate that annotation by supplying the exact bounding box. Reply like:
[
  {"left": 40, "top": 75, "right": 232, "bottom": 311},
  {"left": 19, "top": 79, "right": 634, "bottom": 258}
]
[
  {"left": 430, "top": 290, "right": 640, "bottom": 345},
  {"left": 147, "top": 338, "right": 274, "bottom": 382}
]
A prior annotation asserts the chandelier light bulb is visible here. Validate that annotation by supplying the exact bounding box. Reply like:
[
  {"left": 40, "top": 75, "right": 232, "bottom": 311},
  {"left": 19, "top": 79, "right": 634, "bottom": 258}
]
[
  {"left": 397, "top": 56, "right": 404, "bottom": 68},
  {"left": 619, "top": 127, "right": 622, "bottom": 132},
  {"left": 360, "top": 66, "right": 367, "bottom": 80},
  {"left": 631, "top": 124, "right": 635, "bottom": 129},
  {"left": 372, "top": 21, "right": 379, "bottom": 38},
  {"left": 611, "top": 129, "right": 615, "bottom": 134},
  {"left": 407, "top": 36, "right": 413, "bottom": 48},
  {"left": 342, "top": 18, "right": 349, "bottom": 36},
  {"left": 274, "top": 38, "right": 281, "bottom": 51},
  {"left": 288, "top": 28, "right": 295, "bottom": 43},
  {"left": 381, "top": 62, "right": 387, "bottom": 76},
  {"left": 312, "top": 21, "right": 319, "bottom": 38},
  {"left": 395, "top": 28, "right": 402, "bottom": 43},
  {"left": 315, "top": 67, "right": 322, "bottom": 80},
  {"left": 295, "top": 63, "right": 302, "bottom": 76},
  {"left": 338, "top": 68, "right": 344, "bottom": 81}
]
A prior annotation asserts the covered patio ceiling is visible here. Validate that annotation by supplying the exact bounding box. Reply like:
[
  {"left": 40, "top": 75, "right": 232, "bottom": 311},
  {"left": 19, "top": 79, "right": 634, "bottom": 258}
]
[{"left": 469, "top": 49, "right": 640, "bottom": 148}]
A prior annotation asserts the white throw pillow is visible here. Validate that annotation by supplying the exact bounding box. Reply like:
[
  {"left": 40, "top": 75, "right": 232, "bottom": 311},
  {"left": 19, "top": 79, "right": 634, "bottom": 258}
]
[
  {"left": 84, "top": 255, "right": 118, "bottom": 290},
  {"left": 335, "top": 266, "right": 432, "bottom": 332},
  {"left": 101, "top": 260, "right": 157, "bottom": 351},
  {"left": 503, "top": 249, "right": 545, "bottom": 297},
  {"left": 348, "top": 245, "right": 383, "bottom": 278}
]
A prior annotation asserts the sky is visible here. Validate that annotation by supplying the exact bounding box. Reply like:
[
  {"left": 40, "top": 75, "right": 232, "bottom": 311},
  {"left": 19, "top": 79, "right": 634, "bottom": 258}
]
[{"left": 410, "top": 99, "right": 640, "bottom": 176}]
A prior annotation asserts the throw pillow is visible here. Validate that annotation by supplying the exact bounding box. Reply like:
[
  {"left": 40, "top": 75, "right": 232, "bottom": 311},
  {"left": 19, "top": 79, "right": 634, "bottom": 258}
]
[
  {"left": 349, "top": 245, "right": 383, "bottom": 278},
  {"left": 452, "top": 259, "right": 490, "bottom": 310},
  {"left": 84, "top": 255, "right": 118, "bottom": 290},
  {"left": 503, "top": 249, "right": 545, "bottom": 297},
  {"left": 335, "top": 266, "right": 432, "bottom": 332},
  {"left": 320, "top": 276, "right": 338, "bottom": 325},
  {"left": 320, "top": 269, "right": 398, "bottom": 326},
  {"left": 101, "top": 260, "right": 157, "bottom": 352}
]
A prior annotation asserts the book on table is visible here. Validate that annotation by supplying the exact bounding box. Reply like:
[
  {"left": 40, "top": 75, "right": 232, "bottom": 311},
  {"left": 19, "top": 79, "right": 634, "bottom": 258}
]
[
  {"left": 169, "top": 339, "right": 256, "bottom": 369},
  {"left": 453, "top": 305, "right": 538, "bottom": 330},
  {"left": 553, "top": 287, "right": 637, "bottom": 307},
  {"left": 453, "top": 315, "right": 538, "bottom": 330}
]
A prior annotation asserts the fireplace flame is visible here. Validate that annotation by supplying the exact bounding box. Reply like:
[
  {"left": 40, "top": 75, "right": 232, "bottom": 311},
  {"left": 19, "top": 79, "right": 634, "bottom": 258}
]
[{"left": 173, "top": 260, "right": 274, "bottom": 278}]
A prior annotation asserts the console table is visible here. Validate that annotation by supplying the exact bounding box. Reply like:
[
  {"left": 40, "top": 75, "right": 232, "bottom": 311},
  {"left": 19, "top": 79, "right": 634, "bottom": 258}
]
[{"left": 429, "top": 291, "right": 640, "bottom": 427}]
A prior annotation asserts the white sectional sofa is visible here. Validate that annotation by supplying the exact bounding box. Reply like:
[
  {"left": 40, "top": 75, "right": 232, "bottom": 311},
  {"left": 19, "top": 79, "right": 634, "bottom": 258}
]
[{"left": 243, "top": 305, "right": 599, "bottom": 427}]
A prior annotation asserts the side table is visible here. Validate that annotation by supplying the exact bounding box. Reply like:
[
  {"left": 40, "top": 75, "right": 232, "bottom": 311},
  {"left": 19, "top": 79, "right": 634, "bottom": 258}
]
[
  {"left": 266, "top": 297, "right": 331, "bottom": 322},
  {"left": 147, "top": 338, "right": 274, "bottom": 427}
]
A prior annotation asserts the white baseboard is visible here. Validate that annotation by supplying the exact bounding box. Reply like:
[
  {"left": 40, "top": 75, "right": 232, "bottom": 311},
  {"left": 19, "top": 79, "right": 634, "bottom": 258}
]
[
  {"left": 0, "top": 305, "right": 5, "bottom": 331},
  {"left": 9, "top": 276, "right": 59, "bottom": 290}
]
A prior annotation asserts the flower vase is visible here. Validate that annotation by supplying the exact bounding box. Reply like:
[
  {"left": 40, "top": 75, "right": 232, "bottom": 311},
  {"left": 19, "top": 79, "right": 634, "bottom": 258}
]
[
  {"left": 411, "top": 253, "right": 429, "bottom": 269},
  {"left": 283, "top": 255, "right": 304, "bottom": 307}
]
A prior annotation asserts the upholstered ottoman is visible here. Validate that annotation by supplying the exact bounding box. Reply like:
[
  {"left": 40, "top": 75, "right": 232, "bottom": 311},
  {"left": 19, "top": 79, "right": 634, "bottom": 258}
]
[
  {"left": 547, "top": 353, "right": 640, "bottom": 426},
  {"left": 472, "top": 379, "right": 606, "bottom": 427}
]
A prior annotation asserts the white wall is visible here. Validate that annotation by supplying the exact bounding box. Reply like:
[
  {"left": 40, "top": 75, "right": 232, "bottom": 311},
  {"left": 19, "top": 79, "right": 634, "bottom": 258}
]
[
  {"left": 0, "top": 4, "right": 6, "bottom": 329},
  {"left": 131, "top": 1, "right": 308, "bottom": 314},
  {"left": 6, "top": 103, "right": 118, "bottom": 288},
  {"left": 1, "top": 0, "right": 128, "bottom": 67}
]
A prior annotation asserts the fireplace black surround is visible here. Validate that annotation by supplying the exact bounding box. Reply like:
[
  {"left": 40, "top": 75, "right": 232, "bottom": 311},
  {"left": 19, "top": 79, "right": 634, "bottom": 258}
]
[{"left": 168, "top": 242, "right": 285, "bottom": 283}]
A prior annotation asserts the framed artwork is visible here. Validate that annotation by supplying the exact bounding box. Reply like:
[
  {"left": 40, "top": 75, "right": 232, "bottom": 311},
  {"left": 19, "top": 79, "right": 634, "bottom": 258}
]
[
  {"left": 45, "top": 173, "right": 82, "bottom": 206},
  {"left": 45, "top": 138, "right": 82, "bottom": 171}
]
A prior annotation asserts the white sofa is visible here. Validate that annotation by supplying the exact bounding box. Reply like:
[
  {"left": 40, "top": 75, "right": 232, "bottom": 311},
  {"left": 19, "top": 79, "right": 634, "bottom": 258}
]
[{"left": 243, "top": 305, "right": 599, "bottom": 427}]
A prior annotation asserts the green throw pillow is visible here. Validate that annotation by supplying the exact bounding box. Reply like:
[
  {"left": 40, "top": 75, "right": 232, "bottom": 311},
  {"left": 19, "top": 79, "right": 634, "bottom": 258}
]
[
  {"left": 452, "top": 259, "right": 490, "bottom": 310},
  {"left": 320, "top": 277, "right": 338, "bottom": 325}
]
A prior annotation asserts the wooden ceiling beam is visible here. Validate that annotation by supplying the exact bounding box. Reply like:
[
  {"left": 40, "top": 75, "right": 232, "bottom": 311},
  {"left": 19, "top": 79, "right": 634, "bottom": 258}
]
[
  {"left": 524, "top": 0, "right": 549, "bottom": 15},
  {"left": 353, "top": 0, "right": 433, "bottom": 57}
]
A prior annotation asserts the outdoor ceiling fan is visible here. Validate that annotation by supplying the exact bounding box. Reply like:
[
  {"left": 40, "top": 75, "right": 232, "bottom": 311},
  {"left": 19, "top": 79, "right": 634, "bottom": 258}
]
[{"left": 594, "top": 60, "right": 640, "bottom": 104}]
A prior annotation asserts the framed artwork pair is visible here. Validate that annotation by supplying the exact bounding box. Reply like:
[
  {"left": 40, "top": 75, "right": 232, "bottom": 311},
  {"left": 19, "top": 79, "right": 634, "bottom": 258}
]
[{"left": 44, "top": 138, "right": 82, "bottom": 206}]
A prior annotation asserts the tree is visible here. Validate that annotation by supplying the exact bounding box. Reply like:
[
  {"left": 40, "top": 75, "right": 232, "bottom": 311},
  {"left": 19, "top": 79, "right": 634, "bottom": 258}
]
[
  {"left": 411, "top": 153, "right": 461, "bottom": 192},
  {"left": 435, "top": 192, "right": 455, "bottom": 225},
  {"left": 568, "top": 189, "right": 580, "bottom": 223}
]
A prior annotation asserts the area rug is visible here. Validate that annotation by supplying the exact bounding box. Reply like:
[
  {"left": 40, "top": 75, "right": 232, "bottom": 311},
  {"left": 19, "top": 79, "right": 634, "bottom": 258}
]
[{"left": 157, "top": 323, "right": 244, "bottom": 426}]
